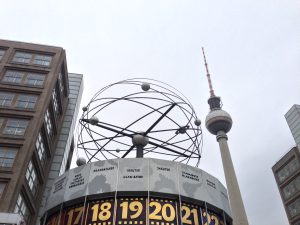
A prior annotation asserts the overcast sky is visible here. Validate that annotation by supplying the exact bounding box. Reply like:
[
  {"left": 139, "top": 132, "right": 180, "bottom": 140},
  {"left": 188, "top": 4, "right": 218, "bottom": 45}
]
[{"left": 1, "top": 1, "right": 300, "bottom": 224}]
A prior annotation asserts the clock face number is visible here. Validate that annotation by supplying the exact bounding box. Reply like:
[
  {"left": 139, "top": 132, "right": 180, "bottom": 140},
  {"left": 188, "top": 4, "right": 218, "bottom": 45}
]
[
  {"left": 181, "top": 205, "right": 199, "bottom": 225},
  {"left": 46, "top": 212, "right": 62, "bottom": 225},
  {"left": 116, "top": 198, "right": 147, "bottom": 224},
  {"left": 91, "top": 202, "right": 112, "bottom": 221},
  {"left": 201, "top": 209, "right": 224, "bottom": 225},
  {"left": 86, "top": 200, "right": 114, "bottom": 224},
  {"left": 149, "top": 199, "right": 177, "bottom": 224},
  {"left": 64, "top": 205, "right": 84, "bottom": 225},
  {"left": 120, "top": 201, "right": 143, "bottom": 219}
]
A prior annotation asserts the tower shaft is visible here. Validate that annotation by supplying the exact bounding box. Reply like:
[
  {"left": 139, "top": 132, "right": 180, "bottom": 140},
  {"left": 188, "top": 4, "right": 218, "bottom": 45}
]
[{"left": 217, "top": 131, "right": 249, "bottom": 225}]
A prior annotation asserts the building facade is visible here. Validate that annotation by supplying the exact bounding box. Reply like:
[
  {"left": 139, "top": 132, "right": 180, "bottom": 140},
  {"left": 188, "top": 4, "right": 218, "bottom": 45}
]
[
  {"left": 273, "top": 105, "right": 300, "bottom": 225},
  {"left": 273, "top": 147, "right": 300, "bottom": 225},
  {"left": 0, "top": 39, "right": 82, "bottom": 224},
  {"left": 37, "top": 73, "right": 83, "bottom": 224},
  {"left": 286, "top": 105, "right": 300, "bottom": 148}
]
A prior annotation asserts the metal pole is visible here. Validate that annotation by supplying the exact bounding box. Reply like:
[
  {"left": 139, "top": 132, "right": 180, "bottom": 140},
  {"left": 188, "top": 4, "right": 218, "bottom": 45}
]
[{"left": 136, "top": 145, "right": 144, "bottom": 158}]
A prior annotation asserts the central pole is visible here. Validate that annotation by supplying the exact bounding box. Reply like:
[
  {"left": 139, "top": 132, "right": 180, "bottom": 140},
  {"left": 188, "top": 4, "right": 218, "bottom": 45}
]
[{"left": 136, "top": 145, "right": 144, "bottom": 158}]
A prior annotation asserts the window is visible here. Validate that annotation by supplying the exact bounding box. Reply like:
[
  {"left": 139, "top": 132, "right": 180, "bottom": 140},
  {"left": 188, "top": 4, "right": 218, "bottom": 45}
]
[
  {"left": 12, "top": 52, "right": 32, "bottom": 64},
  {"left": 36, "top": 133, "right": 46, "bottom": 166},
  {"left": 25, "top": 161, "right": 38, "bottom": 195},
  {"left": 2, "top": 70, "right": 46, "bottom": 87},
  {"left": 15, "top": 94, "right": 37, "bottom": 109},
  {"left": 288, "top": 198, "right": 300, "bottom": 218},
  {"left": 52, "top": 88, "right": 59, "bottom": 114},
  {"left": 277, "top": 158, "right": 300, "bottom": 183},
  {"left": 3, "top": 119, "right": 29, "bottom": 136},
  {"left": 2, "top": 70, "right": 24, "bottom": 84},
  {"left": 0, "top": 92, "right": 38, "bottom": 110},
  {"left": 44, "top": 109, "right": 53, "bottom": 136},
  {"left": 0, "top": 92, "right": 14, "bottom": 107},
  {"left": 0, "top": 182, "right": 5, "bottom": 199},
  {"left": 12, "top": 51, "right": 52, "bottom": 67},
  {"left": 283, "top": 176, "right": 300, "bottom": 200},
  {"left": 0, "top": 49, "right": 5, "bottom": 60},
  {"left": 0, "top": 118, "right": 4, "bottom": 128},
  {"left": 14, "top": 194, "right": 29, "bottom": 222},
  {"left": 0, "top": 147, "right": 17, "bottom": 168},
  {"left": 25, "top": 73, "right": 45, "bottom": 87},
  {"left": 58, "top": 72, "right": 64, "bottom": 93},
  {"left": 33, "top": 54, "right": 52, "bottom": 66}
]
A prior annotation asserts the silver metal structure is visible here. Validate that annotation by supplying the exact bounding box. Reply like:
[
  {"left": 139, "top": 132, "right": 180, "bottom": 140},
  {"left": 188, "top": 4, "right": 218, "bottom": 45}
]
[{"left": 76, "top": 78, "right": 203, "bottom": 166}]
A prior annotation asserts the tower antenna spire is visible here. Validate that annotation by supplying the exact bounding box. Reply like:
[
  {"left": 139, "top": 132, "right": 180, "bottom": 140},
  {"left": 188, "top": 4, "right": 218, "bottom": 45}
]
[{"left": 202, "top": 47, "right": 215, "bottom": 97}]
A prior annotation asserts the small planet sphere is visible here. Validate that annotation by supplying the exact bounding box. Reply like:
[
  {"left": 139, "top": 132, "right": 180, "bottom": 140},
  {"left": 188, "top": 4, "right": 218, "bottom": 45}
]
[
  {"left": 76, "top": 157, "right": 87, "bottom": 166},
  {"left": 194, "top": 118, "right": 201, "bottom": 126},
  {"left": 90, "top": 116, "right": 99, "bottom": 125},
  {"left": 141, "top": 83, "right": 150, "bottom": 91}
]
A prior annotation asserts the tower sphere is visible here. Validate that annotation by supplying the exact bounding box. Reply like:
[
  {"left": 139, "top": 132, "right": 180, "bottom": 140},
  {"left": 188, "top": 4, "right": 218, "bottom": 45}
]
[{"left": 205, "top": 109, "right": 232, "bottom": 135}]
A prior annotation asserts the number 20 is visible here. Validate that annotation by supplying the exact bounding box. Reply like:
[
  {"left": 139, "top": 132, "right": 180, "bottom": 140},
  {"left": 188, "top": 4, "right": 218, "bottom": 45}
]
[{"left": 149, "top": 201, "right": 175, "bottom": 222}]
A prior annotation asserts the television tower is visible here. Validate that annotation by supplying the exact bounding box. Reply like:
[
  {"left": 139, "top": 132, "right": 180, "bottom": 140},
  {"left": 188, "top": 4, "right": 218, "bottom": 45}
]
[{"left": 202, "top": 48, "right": 249, "bottom": 225}]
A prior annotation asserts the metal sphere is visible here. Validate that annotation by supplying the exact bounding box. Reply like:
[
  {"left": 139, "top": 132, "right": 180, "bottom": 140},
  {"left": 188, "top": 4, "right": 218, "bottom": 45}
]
[
  {"left": 205, "top": 109, "right": 232, "bottom": 135},
  {"left": 89, "top": 116, "right": 99, "bottom": 125},
  {"left": 132, "top": 134, "right": 149, "bottom": 147},
  {"left": 116, "top": 148, "right": 120, "bottom": 153},
  {"left": 76, "top": 157, "right": 86, "bottom": 166},
  {"left": 82, "top": 106, "right": 88, "bottom": 111},
  {"left": 194, "top": 118, "right": 201, "bottom": 126},
  {"left": 141, "top": 83, "right": 150, "bottom": 91}
]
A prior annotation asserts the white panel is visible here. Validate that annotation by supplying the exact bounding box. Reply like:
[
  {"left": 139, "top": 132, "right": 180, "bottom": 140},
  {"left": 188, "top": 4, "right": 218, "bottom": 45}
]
[
  {"left": 179, "top": 164, "right": 208, "bottom": 201},
  {"left": 217, "top": 181, "right": 232, "bottom": 215},
  {"left": 87, "top": 159, "right": 118, "bottom": 195},
  {"left": 149, "top": 158, "right": 179, "bottom": 194},
  {"left": 45, "top": 171, "right": 69, "bottom": 210},
  {"left": 202, "top": 171, "right": 223, "bottom": 209},
  {"left": 117, "top": 158, "right": 148, "bottom": 191},
  {"left": 64, "top": 163, "right": 91, "bottom": 202}
]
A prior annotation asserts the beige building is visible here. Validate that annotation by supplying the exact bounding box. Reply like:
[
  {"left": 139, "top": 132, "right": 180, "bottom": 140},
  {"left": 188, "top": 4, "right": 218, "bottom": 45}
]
[
  {"left": 273, "top": 147, "right": 300, "bottom": 225},
  {"left": 0, "top": 39, "right": 82, "bottom": 224},
  {"left": 273, "top": 105, "right": 300, "bottom": 225}
]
